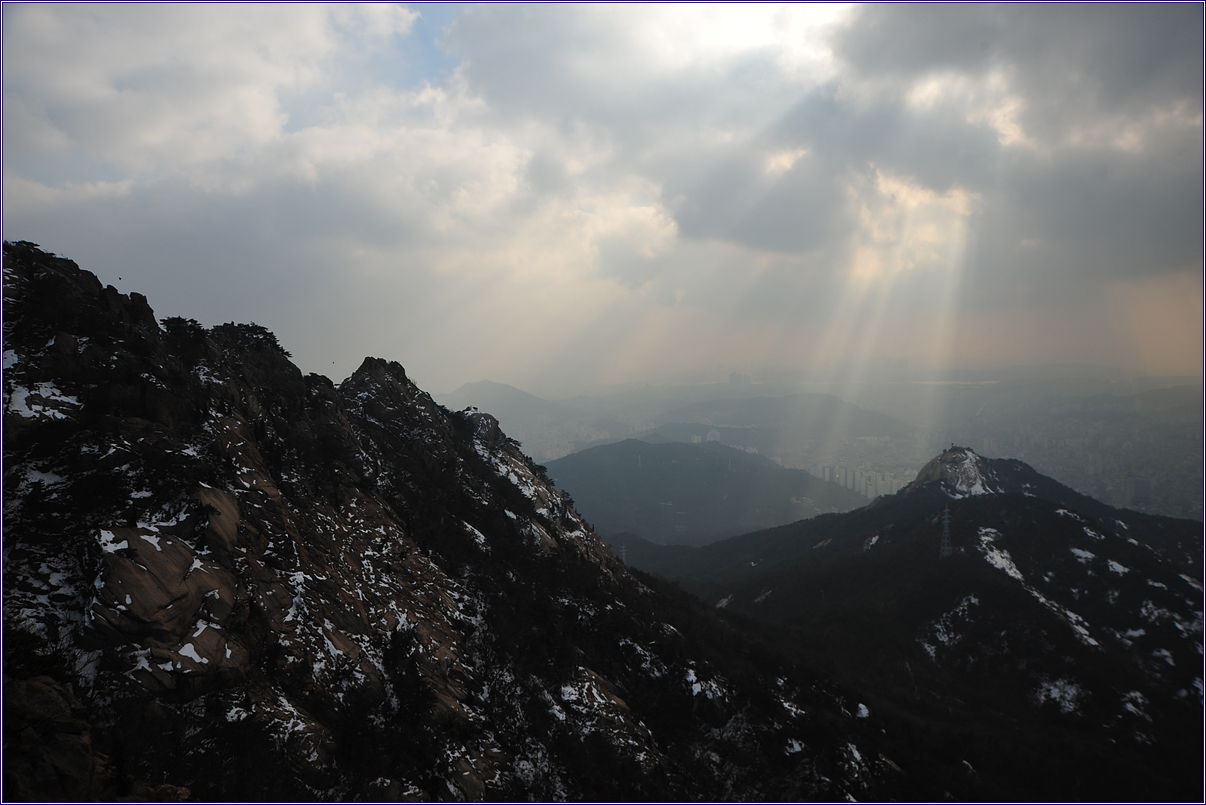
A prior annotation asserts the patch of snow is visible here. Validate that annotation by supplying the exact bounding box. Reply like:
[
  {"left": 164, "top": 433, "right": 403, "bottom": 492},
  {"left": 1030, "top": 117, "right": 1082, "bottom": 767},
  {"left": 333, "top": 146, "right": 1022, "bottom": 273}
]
[
  {"left": 139, "top": 533, "right": 162, "bottom": 551},
  {"left": 179, "top": 643, "right": 208, "bottom": 664},
  {"left": 684, "top": 666, "right": 724, "bottom": 700},
  {"left": 1121, "top": 690, "right": 1151, "bottom": 721},
  {"left": 978, "top": 528, "right": 1023, "bottom": 582},
  {"left": 1070, "top": 548, "right": 1095, "bottom": 564},
  {"left": 1139, "top": 600, "right": 1172, "bottom": 624},
  {"left": 1107, "top": 560, "right": 1129, "bottom": 575},
  {"left": 7, "top": 382, "right": 80, "bottom": 419},
  {"left": 98, "top": 530, "right": 129, "bottom": 553},
  {"left": 1152, "top": 648, "right": 1175, "bottom": 666},
  {"left": 781, "top": 699, "right": 806, "bottom": 718},
  {"left": 785, "top": 739, "right": 804, "bottom": 754},
  {"left": 923, "top": 594, "right": 980, "bottom": 655},
  {"left": 856, "top": 703, "right": 870, "bottom": 718},
  {"left": 128, "top": 649, "right": 152, "bottom": 674},
  {"left": 1035, "top": 678, "right": 1082, "bottom": 713},
  {"left": 978, "top": 527, "right": 1098, "bottom": 647},
  {"left": 1179, "top": 574, "right": 1204, "bottom": 593},
  {"left": 462, "top": 522, "right": 488, "bottom": 551}
]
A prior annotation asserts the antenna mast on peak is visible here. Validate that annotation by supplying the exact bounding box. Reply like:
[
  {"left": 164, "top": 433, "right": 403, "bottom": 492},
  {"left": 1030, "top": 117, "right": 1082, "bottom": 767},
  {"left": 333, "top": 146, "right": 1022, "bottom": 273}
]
[{"left": 939, "top": 504, "right": 952, "bottom": 559}]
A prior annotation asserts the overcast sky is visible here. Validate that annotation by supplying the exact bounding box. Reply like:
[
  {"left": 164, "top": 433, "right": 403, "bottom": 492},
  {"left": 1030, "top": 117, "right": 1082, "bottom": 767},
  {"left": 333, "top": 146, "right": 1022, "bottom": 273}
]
[{"left": 4, "top": 3, "right": 1202, "bottom": 394}]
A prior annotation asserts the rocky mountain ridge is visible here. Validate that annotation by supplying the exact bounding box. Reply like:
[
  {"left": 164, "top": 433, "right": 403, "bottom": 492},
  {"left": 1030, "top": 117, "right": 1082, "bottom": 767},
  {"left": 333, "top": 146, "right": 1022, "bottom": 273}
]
[
  {"left": 616, "top": 446, "right": 1204, "bottom": 800},
  {"left": 4, "top": 241, "right": 902, "bottom": 801}
]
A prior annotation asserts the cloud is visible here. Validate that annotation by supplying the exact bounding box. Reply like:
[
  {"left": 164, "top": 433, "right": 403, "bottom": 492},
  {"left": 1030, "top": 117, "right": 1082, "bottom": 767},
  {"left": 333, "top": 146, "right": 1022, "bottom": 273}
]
[
  {"left": 2, "top": 4, "right": 1200, "bottom": 390},
  {"left": 2, "top": 3, "right": 417, "bottom": 175}
]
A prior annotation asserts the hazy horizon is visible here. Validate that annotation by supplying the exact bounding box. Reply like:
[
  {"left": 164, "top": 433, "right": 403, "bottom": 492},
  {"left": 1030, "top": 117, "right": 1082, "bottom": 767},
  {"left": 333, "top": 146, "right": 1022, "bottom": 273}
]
[
  {"left": 4, "top": 3, "right": 1202, "bottom": 396},
  {"left": 438, "top": 362, "right": 1202, "bottom": 404}
]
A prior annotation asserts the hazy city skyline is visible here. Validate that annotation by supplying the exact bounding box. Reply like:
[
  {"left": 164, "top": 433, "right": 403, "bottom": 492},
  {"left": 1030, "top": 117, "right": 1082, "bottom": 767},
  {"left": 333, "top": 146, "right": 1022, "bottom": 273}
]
[{"left": 4, "top": 3, "right": 1202, "bottom": 395}]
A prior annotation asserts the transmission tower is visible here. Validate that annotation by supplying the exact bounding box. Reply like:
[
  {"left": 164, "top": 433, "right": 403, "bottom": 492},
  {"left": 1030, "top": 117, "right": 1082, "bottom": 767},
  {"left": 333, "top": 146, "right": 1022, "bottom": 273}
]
[
  {"left": 619, "top": 544, "right": 628, "bottom": 564},
  {"left": 939, "top": 504, "right": 952, "bottom": 559}
]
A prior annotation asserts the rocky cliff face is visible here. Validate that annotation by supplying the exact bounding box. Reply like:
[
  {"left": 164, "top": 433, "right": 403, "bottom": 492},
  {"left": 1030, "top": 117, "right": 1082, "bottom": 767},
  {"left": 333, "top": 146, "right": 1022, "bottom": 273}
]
[{"left": 3, "top": 242, "right": 895, "bottom": 801}]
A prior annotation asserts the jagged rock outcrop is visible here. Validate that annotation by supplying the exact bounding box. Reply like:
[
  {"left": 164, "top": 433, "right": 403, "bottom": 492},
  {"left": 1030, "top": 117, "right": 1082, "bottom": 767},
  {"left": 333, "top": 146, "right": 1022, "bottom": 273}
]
[
  {"left": 905, "top": 445, "right": 1005, "bottom": 497},
  {"left": 3, "top": 242, "right": 896, "bottom": 801}
]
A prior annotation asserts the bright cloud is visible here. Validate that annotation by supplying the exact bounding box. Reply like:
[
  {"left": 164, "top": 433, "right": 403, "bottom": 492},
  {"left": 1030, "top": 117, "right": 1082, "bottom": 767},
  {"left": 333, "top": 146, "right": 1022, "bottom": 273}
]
[{"left": 2, "top": 3, "right": 1200, "bottom": 392}]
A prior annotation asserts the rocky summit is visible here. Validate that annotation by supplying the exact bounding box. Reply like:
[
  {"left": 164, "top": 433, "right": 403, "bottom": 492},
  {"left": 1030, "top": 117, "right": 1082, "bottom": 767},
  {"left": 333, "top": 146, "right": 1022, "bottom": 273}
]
[
  {"left": 622, "top": 444, "right": 1204, "bottom": 801},
  {"left": 4, "top": 241, "right": 904, "bottom": 801}
]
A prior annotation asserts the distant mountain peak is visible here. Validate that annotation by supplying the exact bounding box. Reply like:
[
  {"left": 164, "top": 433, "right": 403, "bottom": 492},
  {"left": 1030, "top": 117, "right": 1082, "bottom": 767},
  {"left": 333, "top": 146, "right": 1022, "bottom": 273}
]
[{"left": 908, "top": 445, "right": 1004, "bottom": 498}]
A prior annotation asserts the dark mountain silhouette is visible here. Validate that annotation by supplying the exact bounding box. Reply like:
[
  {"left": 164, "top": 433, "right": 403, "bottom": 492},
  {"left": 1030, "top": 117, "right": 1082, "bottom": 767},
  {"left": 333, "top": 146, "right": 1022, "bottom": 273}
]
[
  {"left": 618, "top": 447, "right": 1204, "bottom": 801},
  {"left": 5, "top": 242, "right": 1199, "bottom": 802},
  {"left": 546, "top": 439, "right": 867, "bottom": 545},
  {"left": 1, "top": 241, "right": 918, "bottom": 801}
]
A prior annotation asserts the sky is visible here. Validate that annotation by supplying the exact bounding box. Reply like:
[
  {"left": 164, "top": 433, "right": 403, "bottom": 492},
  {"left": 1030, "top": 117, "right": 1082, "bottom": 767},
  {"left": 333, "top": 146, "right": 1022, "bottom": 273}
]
[{"left": 3, "top": 3, "right": 1202, "bottom": 396}]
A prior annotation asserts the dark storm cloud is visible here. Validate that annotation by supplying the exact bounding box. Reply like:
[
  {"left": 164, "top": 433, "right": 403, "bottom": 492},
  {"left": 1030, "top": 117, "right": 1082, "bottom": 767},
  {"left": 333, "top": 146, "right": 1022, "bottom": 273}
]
[
  {"left": 835, "top": 3, "right": 1203, "bottom": 113},
  {"left": 816, "top": 2, "right": 1204, "bottom": 307},
  {"left": 443, "top": 3, "right": 1200, "bottom": 298},
  {"left": 661, "top": 144, "right": 850, "bottom": 253}
]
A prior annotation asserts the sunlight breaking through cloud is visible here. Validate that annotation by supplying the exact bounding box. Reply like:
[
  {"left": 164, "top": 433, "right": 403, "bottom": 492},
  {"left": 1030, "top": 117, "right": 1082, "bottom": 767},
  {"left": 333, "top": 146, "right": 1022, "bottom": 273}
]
[{"left": 2, "top": 3, "right": 1200, "bottom": 394}]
